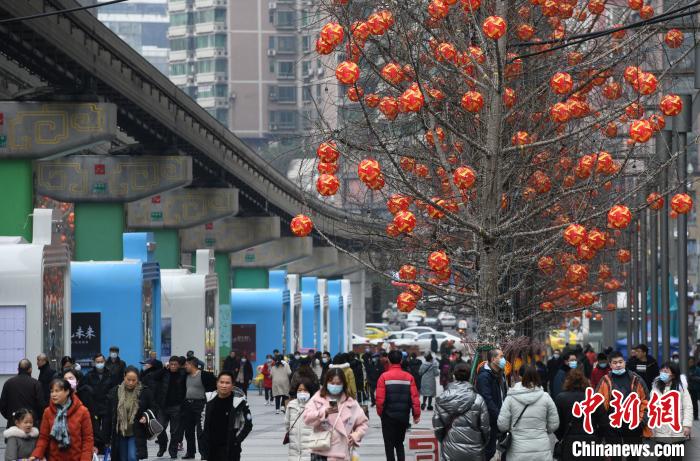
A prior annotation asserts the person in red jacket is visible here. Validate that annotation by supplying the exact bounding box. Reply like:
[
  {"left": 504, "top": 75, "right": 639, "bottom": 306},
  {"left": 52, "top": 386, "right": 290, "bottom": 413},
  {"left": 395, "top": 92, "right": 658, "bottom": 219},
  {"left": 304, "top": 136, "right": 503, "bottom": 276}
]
[
  {"left": 590, "top": 352, "right": 610, "bottom": 389},
  {"left": 261, "top": 355, "right": 274, "bottom": 405},
  {"left": 31, "top": 378, "right": 94, "bottom": 461},
  {"left": 375, "top": 350, "right": 421, "bottom": 461}
]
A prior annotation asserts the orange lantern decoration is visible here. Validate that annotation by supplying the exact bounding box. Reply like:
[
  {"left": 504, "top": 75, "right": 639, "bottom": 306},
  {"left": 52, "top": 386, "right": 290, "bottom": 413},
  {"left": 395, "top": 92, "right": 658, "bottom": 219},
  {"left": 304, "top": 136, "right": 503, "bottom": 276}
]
[
  {"left": 564, "top": 224, "right": 587, "bottom": 246},
  {"left": 482, "top": 16, "right": 507, "bottom": 40},
  {"left": 565, "top": 263, "right": 589, "bottom": 284},
  {"left": 381, "top": 63, "right": 404, "bottom": 85},
  {"left": 639, "top": 4, "right": 653, "bottom": 19},
  {"left": 399, "top": 85, "right": 425, "bottom": 112},
  {"left": 317, "top": 162, "right": 337, "bottom": 175},
  {"left": 671, "top": 193, "right": 693, "bottom": 214},
  {"left": 635, "top": 72, "right": 658, "bottom": 95},
  {"left": 428, "top": 250, "right": 450, "bottom": 272},
  {"left": 503, "top": 88, "right": 516, "bottom": 108},
  {"left": 365, "top": 93, "right": 380, "bottom": 107},
  {"left": 397, "top": 292, "right": 417, "bottom": 312},
  {"left": 660, "top": 94, "right": 683, "bottom": 117},
  {"left": 578, "top": 293, "right": 595, "bottom": 307},
  {"left": 462, "top": 0, "right": 481, "bottom": 12},
  {"left": 393, "top": 210, "right": 416, "bottom": 233},
  {"left": 461, "top": 91, "right": 484, "bottom": 113},
  {"left": 407, "top": 284, "right": 423, "bottom": 299},
  {"left": 588, "top": 0, "right": 605, "bottom": 14},
  {"left": 607, "top": 205, "right": 632, "bottom": 229},
  {"left": 386, "top": 223, "right": 401, "bottom": 237},
  {"left": 358, "top": 158, "right": 381, "bottom": 183},
  {"left": 550, "top": 102, "right": 571, "bottom": 123},
  {"left": 629, "top": 119, "right": 653, "bottom": 143},
  {"left": 538, "top": 256, "right": 555, "bottom": 275},
  {"left": 320, "top": 22, "right": 344, "bottom": 47},
  {"left": 598, "top": 264, "right": 612, "bottom": 281},
  {"left": 453, "top": 166, "right": 476, "bottom": 189},
  {"left": 399, "top": 264, "right": 417, "bottom": 281},
  {"left": 316, "top": 174, "right": 340, "bottom": 196},
  {"left": 576, "top": 243, "right": 596, "bottom": 261},
  {"left": 427, "top": 0, "right": 450, "bottom": 19},
  {"left": 315, "top": 38, "right": 334, "bottom": 55},
  {"left": 540, "top": 302, "right": 554, "bottom": 312},
  {"left": 587, "top": 229, "right": 606, "bottom": 250},
  {"left": 617, "top": 249, "right": 631, "bottom": 264},
  {"left": 387, "top": 195, "right": 411, "bottom": 215},
  {"left": 602, "top": 82, "right": 622, "bottom": 100},
  {"left": 400, "top": 156, "right": 415, "bottom": 172},
  {"left": 365, "top": 174, "right": 385, "bottom": 191},
  {"left": 647, "top": 192, "right": 664, "bottom": 211},
  {"left": 665, "top": 29, "right": 684, "bottom": 48},
  {"left": 595, "top": 151, "right": 615, "bottom": 175},
  {"left": 379, "top": 96, "right": 400, "bottom": 120},
  {"left": 511, "top": 131, "right": 531, "bottom": 146},
  {"left": 550, "top": 72, "right": 573, "bottom": 95},
  {"left": 290, "top": 214, "right": 313, "bottom": 237},
  {"left": 335, "top": 61, "right": 360, "bottom": 85},
  {"left": 347, "top": 87, "right": 364, "bottom": 102},
  {"left": 516, "top": 24, "right": 535, "bottom": 41},
  {"left": 317, "top": 141, "right": 339, "bottom": 163}
]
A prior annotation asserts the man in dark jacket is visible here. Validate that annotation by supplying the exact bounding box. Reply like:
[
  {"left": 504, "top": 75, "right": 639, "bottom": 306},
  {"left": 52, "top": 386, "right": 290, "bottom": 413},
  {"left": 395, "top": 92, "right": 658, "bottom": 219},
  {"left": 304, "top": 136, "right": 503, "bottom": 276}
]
[
  {"left": 407, "top": 353, "right": 423, "bottom": 392},
  {"left": 203, "top": 371, "right": 253, "bottom": 461},
  {"left": 551, "top": 351, "right": 579, "bottom": 399},
  {"left": 36, "top": 353, "right": 55, "bottom": 402},
  {"left": 140, "top": 358, "right": 164, "bottom": 389},
  {"left": 0, "top": 359, "right": 45, "bottom": 424},
  {"left": 234, "top": 353, "right": 254, "bottom": 396},
  {"left": 545, "top": 349, "right": 561, "bottom": 392},
  {"left": 349, "top": 352, "right": 366, "bottom": 402},
  {"left": 222, "top": 350, "right": 240, "bottom": 376},
  {"left": 157, "top": 356, "right": 187, "bottom": 458},
  {"left": 376, "top": 350, "right": 421, "bottom": 461},
  {"left": 182, "top": 356, "right": 217, "bottom": 459},
  {"left": 626, "top": 344, "right": 659, "bottom": 389},
  {"left": 85, "top": 353, "right": 114, "bottom": 452},
  {"left": 105, "top": 345, "right": 126, "bottom": 384},
  {"left": 476, "top": 349, "right": 507, "bottom": 461},
  {"left": 365, "top": 353, "right": 383, "bottom": 406}
]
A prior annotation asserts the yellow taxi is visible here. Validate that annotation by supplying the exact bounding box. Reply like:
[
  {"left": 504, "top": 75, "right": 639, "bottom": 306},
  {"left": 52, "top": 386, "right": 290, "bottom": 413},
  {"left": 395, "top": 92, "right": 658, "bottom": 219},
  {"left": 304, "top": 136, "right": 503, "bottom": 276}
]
[{"left": 364, "top": 326, "right": 389, "bottom": 340}]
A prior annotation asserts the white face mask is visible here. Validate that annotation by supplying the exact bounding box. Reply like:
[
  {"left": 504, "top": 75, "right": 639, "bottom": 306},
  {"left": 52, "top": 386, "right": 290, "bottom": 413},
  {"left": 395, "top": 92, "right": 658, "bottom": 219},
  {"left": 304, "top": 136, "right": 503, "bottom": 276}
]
[
  {"left": 297, "top": 392, "right": 310, "bottom": 402},
  {"left": 110, "top": 352, "right": 118, "bottom": 359}
]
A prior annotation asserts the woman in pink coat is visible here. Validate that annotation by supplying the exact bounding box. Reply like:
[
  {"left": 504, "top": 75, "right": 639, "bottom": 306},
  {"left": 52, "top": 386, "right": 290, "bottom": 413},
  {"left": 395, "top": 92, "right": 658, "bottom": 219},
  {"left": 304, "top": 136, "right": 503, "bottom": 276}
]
[{"left": 303, "top": 368, "right": 369, "bottom": 461}]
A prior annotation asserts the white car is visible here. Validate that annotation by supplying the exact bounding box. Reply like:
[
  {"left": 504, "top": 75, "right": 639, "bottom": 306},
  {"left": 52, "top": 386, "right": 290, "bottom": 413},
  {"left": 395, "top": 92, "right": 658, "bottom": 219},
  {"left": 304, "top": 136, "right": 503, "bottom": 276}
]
[
  {"left": 401, "top": 326, "right": 437, "bottom": 336},
  {"left": 437, "top": 312, "right": 457, "bottom": 328},
  {"left": 414, "top": 331, "right": 465, "bottom": 353},
  {"left": 371, "top": 331, "right": 419, "bottom": 346},
  {"left": 352, "top": 333, "right": 371, "bottom": 345}
]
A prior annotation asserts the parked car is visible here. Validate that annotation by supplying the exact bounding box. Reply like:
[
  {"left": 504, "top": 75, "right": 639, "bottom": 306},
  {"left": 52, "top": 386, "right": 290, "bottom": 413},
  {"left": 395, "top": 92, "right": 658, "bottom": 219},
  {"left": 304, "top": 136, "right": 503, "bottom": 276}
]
[
  {"left": 366, "top": 322, "right": 393, "bottom": 333},
  {"left": 371, "top": 331, "right": 418, "bottom": 347},
  {"left": 400, "top": 312, "right": 425, "bottom": 328},
  {"left": 364, "top": 326, "right": 389, "bottom": 340},
  {"left": 437, "top": 312, "right": 457, "bottom": 328},
  {"left": 401, "top": 326, "right": 437, "bottom": 336},
  {"left": 422, "top": 317, "right": 443, "bottom": 330},
  {"left": 352, "top": 333, "right": 371, "bottom": 345},
  {"left": 414, "top": 331, "right": 466, "bottom": 353}
]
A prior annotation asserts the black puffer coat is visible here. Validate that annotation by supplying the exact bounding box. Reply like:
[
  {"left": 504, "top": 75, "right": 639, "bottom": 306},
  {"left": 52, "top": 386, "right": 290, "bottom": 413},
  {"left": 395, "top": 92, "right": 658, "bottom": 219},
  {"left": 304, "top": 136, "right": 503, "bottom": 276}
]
[
  {"left": 104, "top": 384, "right": 157, "bottom": 460},
  {"left": 433, "top": 381, "right": 490, "bottom": 461}
]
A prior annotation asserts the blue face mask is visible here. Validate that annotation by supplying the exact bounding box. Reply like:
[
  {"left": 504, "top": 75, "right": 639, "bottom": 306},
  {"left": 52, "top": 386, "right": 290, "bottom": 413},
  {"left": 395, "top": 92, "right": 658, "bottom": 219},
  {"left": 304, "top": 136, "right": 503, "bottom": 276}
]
[
  {"left": 95, "top": 363, "right": 105, "bottom": 370},
  {"left": 568, "top": 361, "right": 578, "bottom": 369},
  {"left": 327, "top": 383, "right": 343, "bottom": 395},
  {"left": 498, "top": 357, "right": 506, "bottom": 369},
  {"left": 659, "top": 372, "right": 671, "bottom": 383},
  {"left": 598, "top": 362, "right": 608, "bottom": 368},
  {"left": 612, "top": 368, "right": 626, "bottom": 376}
]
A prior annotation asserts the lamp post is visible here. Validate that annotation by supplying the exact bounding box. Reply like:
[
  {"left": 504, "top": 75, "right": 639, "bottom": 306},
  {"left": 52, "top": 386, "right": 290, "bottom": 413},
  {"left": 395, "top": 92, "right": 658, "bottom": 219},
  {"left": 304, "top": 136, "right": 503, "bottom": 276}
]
[{"left": 656, "top": 130, "right": 672, "bottom": 362}]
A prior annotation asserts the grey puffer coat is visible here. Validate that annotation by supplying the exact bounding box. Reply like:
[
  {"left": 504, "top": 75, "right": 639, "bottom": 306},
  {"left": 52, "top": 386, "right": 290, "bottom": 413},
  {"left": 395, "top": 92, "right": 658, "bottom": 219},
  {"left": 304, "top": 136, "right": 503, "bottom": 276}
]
[
  {"left": 497, "top": 383, "right": 559, "bottom": 461},
  {"left": 433, "top": 381, "right": 490, "bottom": 461},
  {"left": 419, "top": 360, "right": 440, "bottom": 397}
]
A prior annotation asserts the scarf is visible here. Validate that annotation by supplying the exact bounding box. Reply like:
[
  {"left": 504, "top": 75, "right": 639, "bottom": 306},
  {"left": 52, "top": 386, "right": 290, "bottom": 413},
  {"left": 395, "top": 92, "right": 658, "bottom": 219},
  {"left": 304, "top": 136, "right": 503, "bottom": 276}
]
[
  {"left": 116, "top": 383, "right": 141, "bottom": 436},
  {"left": 50, "top": 397, "right": 72, "bottom": 449}
]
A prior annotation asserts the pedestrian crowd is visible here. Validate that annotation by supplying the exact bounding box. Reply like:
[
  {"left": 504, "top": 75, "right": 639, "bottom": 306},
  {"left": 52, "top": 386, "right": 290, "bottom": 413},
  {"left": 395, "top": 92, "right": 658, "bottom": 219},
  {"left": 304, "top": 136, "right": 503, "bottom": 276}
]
[{"left": 1, "top": 341, "right": 697, "bottom": 461}]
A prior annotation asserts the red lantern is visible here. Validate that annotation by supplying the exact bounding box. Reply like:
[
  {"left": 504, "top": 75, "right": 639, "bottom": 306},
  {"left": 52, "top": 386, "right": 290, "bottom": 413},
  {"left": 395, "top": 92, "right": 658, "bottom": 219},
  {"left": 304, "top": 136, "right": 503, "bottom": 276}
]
[
  {"left": 540, "top": 302, "right": 554, "bottom": 312},
  {"left": 364, "top": 93, "right": 380, "bottom": 107},
  {"left": 408, "top": 284, "right": 423, "bottom": 299},
  {"left": 665, "top": 29, "right": 684, "bottom": 48},
  {"left": 461, "top": 91, "right": 484, "bottom": 112},
  {"left": 414, "top": 164, "right": 429, "bottom": 178},
  {"left": 427, "top": 198, "right": 446, "bottom": 220},
  {"left": 628, "top": 0, "right": 643, "bottom": 10},
  {"left": 671, "top": 193, "right": 693, "bottom": 214},
  {"left": 596, "top": 151, "right": 615, "bottom": 175},
  {"left": 427, "top": 0, "right": 450, "bottom": 19},
  {"left": 629, "top": 119, "right": 653, "bottom": 143},
  {"left": 516, "top": 24, "right": 535, "bottom": 41},
  {"left": 607, "top": 205, "right": 632, "bottom": 229},
  {"left": 290, "top": 214, "right": 313, "bottom": 237},
  {"left": 387, "top": 195, "right": 411, "bottom": 214},
  {"left": 335, "top": 61, "right": 360, "bottom": 85},
  {"left": 316, "top": 174, "right": 340, "bottom": 196},
  {"left": 578, "top": 293, "right": 595, "bottom": 307},
  {"left": 397, "top": 292, "right": 417, "bottom": 312},
  {"left": 320, "top": 22, "right": 344, "bottom": 47},
  {"left": 588, "top": 0, "right": 605, "bottom": 14},
  {"left": 386, "top": 223, "right": 400, "bottom": 237},
  {"left": 576, "top": 243, "right": 596, "bottom": 261},
  {"left": 436, "top": 42, "right": 457, "bottom": 62},
  {"left": 538, "top": 256, "right": 555, "bottom": 275},
  {"left": 400, "top": 156, "right": 415, "bottom": 172},
  {"left": 399, "top": 264, "right": 417, "bottom": 281},
  {"left": 512, "top": 131, "right": 531, "bottom": 146},
  {"left": 381, "top": 63, "right": 404, "bottom": 85},
  {"left": 565, "top": 263, "right": 589, "bottom": 284},
  {"left": 639, "top": 5, "right": 653, "bottom": 19},
  {"left": 453, "top": 166, "right": 476, "bottom": 189},
  {"left": 598, "top": 264, "right": 612, "bottom": 281},
  {"left": 550, "top": 72, "right": 573, "bottom": 95},
  {"left": 358, "top": 158, "right": 381, "bottom": 183},
  {"left": 365, "top": 173, "right": 385, "bottom": 190},
  {"left": 617, "top": 249, "right": 631, "bottom": 264},
  {"left": 378, "top": 96, "right": 399, "bottom": 120},
  {"left": 482, "top": 16, "right": 507, "bottom": 40},
  {"left": 602, "top": 82, "right": 622, "bottom": 100},
  {"left": 503, "top": 88, "right": 516, "bottom": 108},
  {"left": 428, "top": 250, "right": 450, "bottom": 272},
  {"left": 347, "top": 87, "right": 364, "bottom": 102},
  {"left": 587, "top": 229, "right": 606, "bottom": 250},
  {"left": 317, "top": 162, "right": 338, "bottom": 175},
  {"left": 636, "top": 72, "right": 658, "bottom": 95},
  {"left": 550, "top": 102, "right": 571, "bottom": 123},
  {"left": 564, "top": 224, "right": 587, "bottom": 246},
  {"left": 399, "top": 85, "right": 425, "bottom": 112},
  {"left": 660, "top": 94, "right": 683, "bottom": 117},
  {"left": 646, "top": 192, "right": 664, "bottom": 211},
  {"left": 367, "top": 11, "right": 389, "bottom": 35},
  {"left": 461, "top": 0, "right": 481, "bottom": 12},
  {"left": 393, "top": 211, "right": 416, "bottom": 233},
  {"left": 317, "top": 141, "right": 339, "bottom": 163}
]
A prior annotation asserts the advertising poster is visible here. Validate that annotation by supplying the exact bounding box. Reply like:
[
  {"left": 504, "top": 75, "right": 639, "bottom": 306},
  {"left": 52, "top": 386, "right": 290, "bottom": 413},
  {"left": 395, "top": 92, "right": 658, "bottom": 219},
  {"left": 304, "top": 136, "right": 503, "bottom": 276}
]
[
  {"left": 161, "top": 317, "right": 172, "bottom": 360},
  {"left": 71, "top": 312, "right": 101, "bottom": 369},
  {"left": 232, "top": 324, "right": 256, "bottom": 361},
  {"left": 204, "top": 289, "right": 216, "bottom": 370},
  {"left": 142, "top": 281, "right": 154, "bottom": 361},
  {"left": 43, "top": 266, "right": 66, "bottom": 368}
]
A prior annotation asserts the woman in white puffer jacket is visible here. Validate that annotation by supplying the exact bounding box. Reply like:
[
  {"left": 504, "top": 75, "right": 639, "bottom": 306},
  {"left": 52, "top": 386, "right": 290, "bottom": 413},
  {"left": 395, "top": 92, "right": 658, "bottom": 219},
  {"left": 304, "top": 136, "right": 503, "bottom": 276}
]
[
  {"left": 650, "top": 361, "right": 693, "bottom": 454},
  {"left": 286, "top": 378, "right": 316, "bottom": 461}
]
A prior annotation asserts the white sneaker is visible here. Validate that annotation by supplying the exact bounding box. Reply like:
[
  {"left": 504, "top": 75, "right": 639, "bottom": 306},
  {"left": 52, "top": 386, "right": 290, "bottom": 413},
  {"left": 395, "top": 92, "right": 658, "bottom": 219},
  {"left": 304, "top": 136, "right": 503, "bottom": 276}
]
[
  {"left": 265, "top": 401, "right": 270, "bottom": 406},
  {"left": 275, "top": 409, "right": 280, "bottom": 414}
]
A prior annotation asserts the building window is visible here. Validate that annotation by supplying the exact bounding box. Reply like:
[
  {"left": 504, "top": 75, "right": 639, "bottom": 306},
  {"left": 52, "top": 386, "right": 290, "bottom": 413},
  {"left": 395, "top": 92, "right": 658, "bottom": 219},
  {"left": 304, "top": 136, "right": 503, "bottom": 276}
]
[
  {"left": 276, "top": 36, "right": 297, "bottom": 53},
  {"left": 302, "top": 36, "right": 311, "bottom": 53},
  {"left": 196, "top": 34, "right": 227, "bottom": 48},
  {"left": 196, "top": 59, "right": 227, "bottom": 73},
  {"left": 170, "top": 12, "right": 192, "bottom": 26},
  {"left": 302, "top": 85, "right": 312, "bottom": 102},
  {"left": 198, "top": 84, "right": 228, "bottom": 98},
  {"left": 278, "top": 61, "right": 295, "bottom": 79},
  {"left": 278, "top": 86, "right": 296, "bottom": 103},
  {"left": 270, "top": 110, "right": 298, "bottom": 130},
  {"left": 170, "top": 37, "right": 189, "bottom": 51},
  {"left": 316, "top": 84, "right": 322, "bottom": 98},
  {"left": 302, "top": 60, "right": 311, "bottom": 77},
  {"left": 196, "top": 8, "right": 226, "bottom": 24},
  {"left": 276, "top": 10, "right": 296, "bottom": 28},
  {"left": 170, "top": 63, "right": 187, "bottom": 75}
]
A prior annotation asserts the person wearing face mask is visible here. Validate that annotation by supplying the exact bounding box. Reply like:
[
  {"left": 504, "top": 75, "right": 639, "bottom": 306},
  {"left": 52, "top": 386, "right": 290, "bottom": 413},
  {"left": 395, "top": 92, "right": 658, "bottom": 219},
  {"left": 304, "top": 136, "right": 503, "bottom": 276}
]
[
  {"left": 290, "top": 352, "right": 302, "bottom": 374},
  {"left": 271, "top": 356, "right": 292, "bottom": 415},
  {"left": 62, "top": 370, "right": 94, "bottom": 425},
  {"left": 319, "top": 352, "right": 332, "bottom": 383},
  {"left": 285, "top": 377, "right": 317, "bottom": 461},
  {"left": 590, "top": 352, "right": 610, "bottom": 388},
  {"left": 105, "top": 346, "right": 126, "bottom": 385},
  {"left": 594, "top": 351, "right": 648, "bottom": 461},
  {"left": 546, "top": 349, "right": 562, "bottom": 393},
  {"left": 310, "top": 351, "right": 323, "bottom": 380},
  {"left": 235, "top": 353, "right": 254, "bottom": 396},
  {"left": 304, "top": 368, "right": 368, "bottom": 461},
  {"left": 476, "top": 348, "right": 508, "bottom": 461},
  {"left": 550, "top": 352, "right": 578, "bottom": 399},
  {"left": 262, "top": 355, "right": 275, "bottom": 406},
  {"left": 365, "top": 353, "right": 383, "bottom": 407},
  {"left": 626, "top": 344, "right": 659, "bottom": 389},
  {"left": 86, "top": 353, "right": 114, "bottom": 453},
  {"left": 649, "top": 361, "right": 693, "bottom": 460}
]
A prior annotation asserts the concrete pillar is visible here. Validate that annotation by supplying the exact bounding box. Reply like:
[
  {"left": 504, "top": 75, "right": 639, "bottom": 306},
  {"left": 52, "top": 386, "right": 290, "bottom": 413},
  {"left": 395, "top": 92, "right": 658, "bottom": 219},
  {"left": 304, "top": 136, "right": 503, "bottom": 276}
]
[
  {"left": 180, "top": 216, "right": 281, "bottom": 252},
  {"left": 284, "top": 247, "right": 339, "bottom": 274},
  {"left": 230, "top": 237, "right": 313, "bottom": 268},
  {"left": 308, "top": 253, "right": 362, "bottom": 278},
  {"left": 345, "top": 270, "right": 367, "bottom": 335}
]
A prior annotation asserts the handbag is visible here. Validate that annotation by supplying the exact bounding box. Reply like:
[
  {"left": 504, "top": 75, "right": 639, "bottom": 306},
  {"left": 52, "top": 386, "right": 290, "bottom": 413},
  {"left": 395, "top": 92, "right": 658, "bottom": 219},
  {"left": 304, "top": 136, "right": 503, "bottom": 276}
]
[
  {"left": 553, "top": 419, "right": 573, "bottom": 459},
  {"left": 307, "top": 401, "right": 346, "bottom": 451},
  {"left": 497, "top": 403, "right": 530, "bottom": 452},
  {"left": 142, "top": 409, "right": 164, "bottom": 440},
  {"left": 283, "top": 406, "right": 305, "bottom": 445}
]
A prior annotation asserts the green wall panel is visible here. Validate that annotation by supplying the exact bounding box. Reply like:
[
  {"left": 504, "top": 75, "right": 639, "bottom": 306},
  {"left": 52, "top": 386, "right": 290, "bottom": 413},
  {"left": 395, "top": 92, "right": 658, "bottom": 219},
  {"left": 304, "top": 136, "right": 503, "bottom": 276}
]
[
  {"left": 0, "top": 159, "right": 33, "bottom": 240},
  {"left": 74, "top": 203, "right": 124, "bottom": 261},
  {"left": 215, "top": 252, "right": 232, "bottom": 305},
  {"left": 233, "top": 267, "right": 269, "bottom": 289}
]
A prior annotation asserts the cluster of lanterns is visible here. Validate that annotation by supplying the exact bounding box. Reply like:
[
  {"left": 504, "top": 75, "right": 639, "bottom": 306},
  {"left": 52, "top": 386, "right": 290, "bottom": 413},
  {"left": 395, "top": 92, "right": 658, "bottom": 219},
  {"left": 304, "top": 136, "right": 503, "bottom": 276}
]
[{"left": 316, "top": 141, "right": 341, "bottom": 197}]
